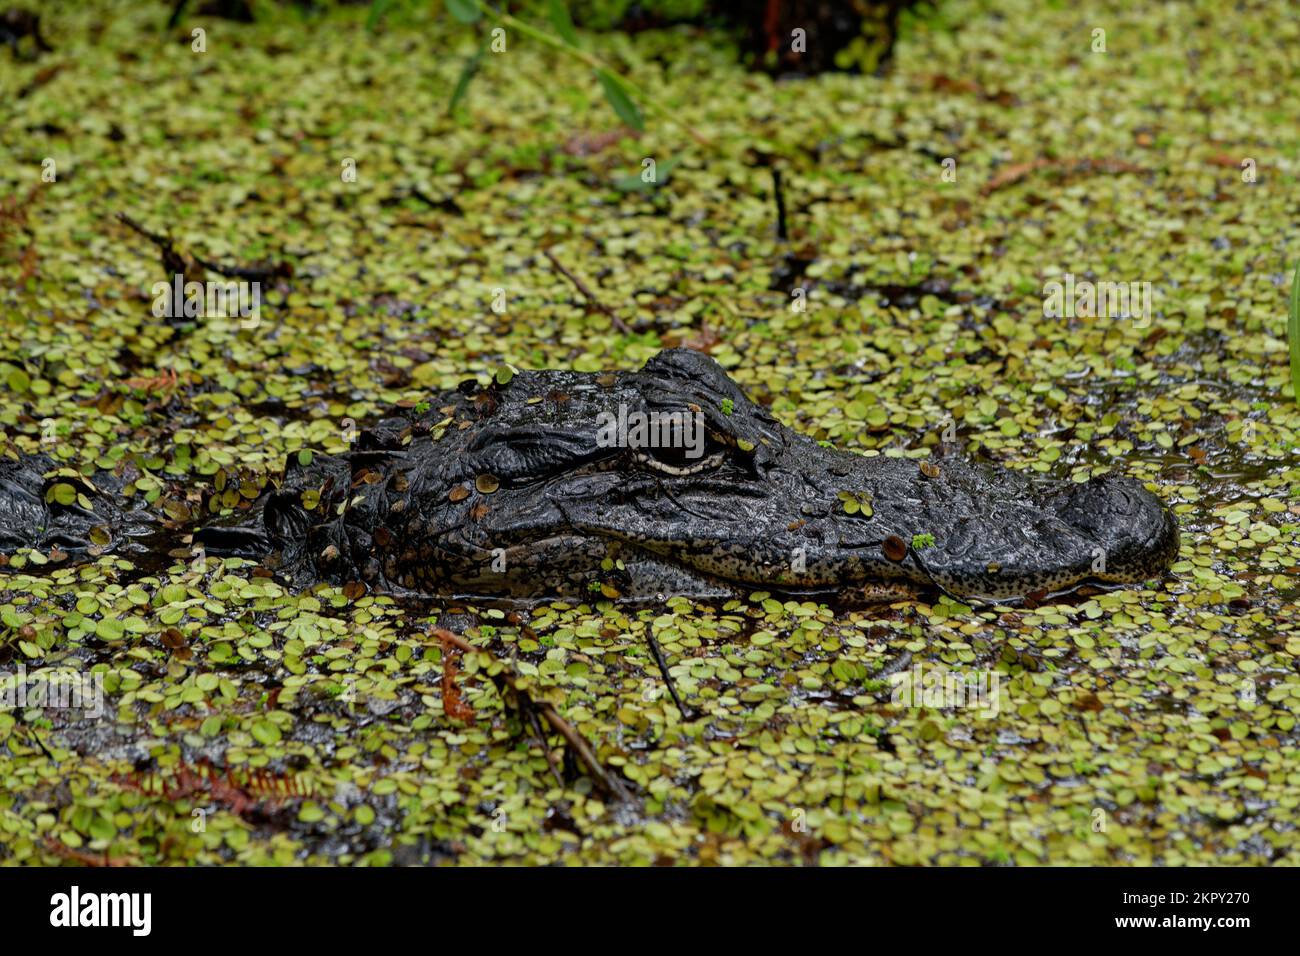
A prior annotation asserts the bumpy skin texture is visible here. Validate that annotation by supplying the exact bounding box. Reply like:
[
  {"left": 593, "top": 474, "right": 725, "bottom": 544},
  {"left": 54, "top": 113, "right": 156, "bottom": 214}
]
[
  {"left": 202, "top": 349, "right": 1178, "bottom": 602},
  {"left": 0, "top": 454, "right": 159, "bottom": 556},
  {"left": 1, "top": 349, "right": 1179, "bottom": 603}
]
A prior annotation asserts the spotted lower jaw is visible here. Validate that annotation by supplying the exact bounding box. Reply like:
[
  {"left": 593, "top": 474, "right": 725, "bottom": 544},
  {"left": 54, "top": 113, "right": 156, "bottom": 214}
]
[{"left": 840, "top": 581, "right": 923, "bottom": 604}]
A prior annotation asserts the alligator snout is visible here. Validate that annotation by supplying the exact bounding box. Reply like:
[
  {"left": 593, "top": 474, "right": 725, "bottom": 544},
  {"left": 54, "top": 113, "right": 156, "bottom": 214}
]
[
  {"left": 1052, "top": 475, "right": 1181, "bottom": 582},
  {"left": 908, "top": 470, "right": 1181, "bottom": 600}
]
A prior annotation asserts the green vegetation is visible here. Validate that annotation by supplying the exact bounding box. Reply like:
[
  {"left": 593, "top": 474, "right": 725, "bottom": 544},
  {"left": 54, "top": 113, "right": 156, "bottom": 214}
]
[{"left": 0, "top": 0, "right": 1297, "bottom": 866}]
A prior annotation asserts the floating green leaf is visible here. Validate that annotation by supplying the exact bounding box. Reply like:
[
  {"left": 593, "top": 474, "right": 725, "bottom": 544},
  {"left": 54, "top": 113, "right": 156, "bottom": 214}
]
[
  {"left": 251, "top": 719, "right": 282, "bottom": 745},
  {"left": 46, "top": 483, "right": 77, "bottom": 506}
]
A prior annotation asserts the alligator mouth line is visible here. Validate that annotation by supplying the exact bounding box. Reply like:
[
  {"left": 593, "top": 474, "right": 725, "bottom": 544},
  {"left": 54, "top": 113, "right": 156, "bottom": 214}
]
[{"left": 0, "top": 349, "right": 1180, "bottom": 605}]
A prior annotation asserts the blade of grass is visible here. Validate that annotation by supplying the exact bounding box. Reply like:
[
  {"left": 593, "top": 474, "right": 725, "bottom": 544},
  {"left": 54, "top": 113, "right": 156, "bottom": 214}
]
[
  {"left": 366, "top": 0, "right": 394, "bottom": 32},
  {"left": 461, "top": 0, "right": 713, "bottom": 147},
  {"left": 596, "top": 69, "right": 644, "bottom": 131},
  {"left": 448, "top": 30, "right": 491, "bottom": 116},
  {"left": 614, "top": 156, "right": 679, "bottom": 191},
  {"left": 548, "top": 0, "right": 579, "bottom": 47}
]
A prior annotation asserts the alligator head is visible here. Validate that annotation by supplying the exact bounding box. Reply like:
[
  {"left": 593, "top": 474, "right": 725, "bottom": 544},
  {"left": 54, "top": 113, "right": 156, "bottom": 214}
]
[{"left": 190, "top": 348, "right": 1179, "bottom": 604}]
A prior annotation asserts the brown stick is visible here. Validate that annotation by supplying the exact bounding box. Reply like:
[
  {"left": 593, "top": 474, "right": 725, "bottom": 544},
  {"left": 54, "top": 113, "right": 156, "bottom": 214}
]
[
  {"left": 519, "top": 693, "right": 567, "bottom": 791},
  {"left": 191, "top": 253, "right": 292, "bottom": 282},
  {"left": 433, "top": 627, "right": 634, "bottom": 804},
  {"left": 542, "top": 248, "right": 633, "bottom": 335},
  {"left": 981, "top": 157, "right": 1147, "bottom": 196},
  {"left": 44, "top": 838, "right": 137, "bottom": 868},
  {"left": 117, "top": 212, "right": 290, "bottom": 282},
  {"left": 115, "top": 212, "right": 190, "bottom": 278},
  {"left": 115, "top": 212, "right": 168, "bottom": 248}
]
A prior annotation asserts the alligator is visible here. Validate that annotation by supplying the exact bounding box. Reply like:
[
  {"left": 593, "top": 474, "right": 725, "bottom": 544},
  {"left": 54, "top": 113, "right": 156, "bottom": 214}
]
[{"left": 0, "top": 348, "right": 1179, "bottom": 604}]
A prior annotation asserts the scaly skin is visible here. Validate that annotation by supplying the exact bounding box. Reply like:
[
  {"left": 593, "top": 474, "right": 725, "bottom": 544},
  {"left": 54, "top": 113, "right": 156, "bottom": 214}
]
[{"left": 0, "top": 349, "right": 1179, "bottom": 604}]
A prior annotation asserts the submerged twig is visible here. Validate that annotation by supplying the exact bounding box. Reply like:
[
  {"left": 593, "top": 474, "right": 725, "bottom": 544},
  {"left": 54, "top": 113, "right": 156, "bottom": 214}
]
[
  {"left": 116, "top": 212, "right": 189, "bottom": 278},
  {"left": 645, "top": 623, "right": 694, "bottom": 720},
  {"left": 771, "top": 166, "right": 788, "bottom": 242},
  {"left": 981, "top": 157, "right": 1147, "bottom": 196},
  {"left": 433, "top": 627, "right": 634, "bottom": 804},
  {"left": 542, "top": 248, "right": 632, "bottom": 335},
  {"left": 518, "top": 692, "right": 567, "bottom": 790},
  {"left": 190, "top": 253, "right": 292, "bottom": 283},
  {"left": 116, "top": 212, "right": 291, "bottom": 282}
]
